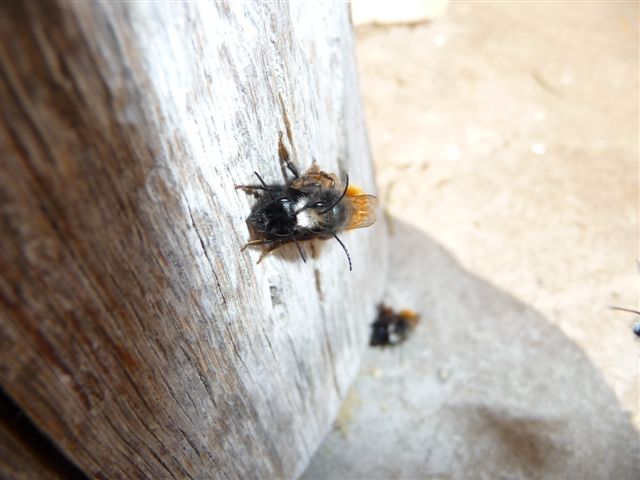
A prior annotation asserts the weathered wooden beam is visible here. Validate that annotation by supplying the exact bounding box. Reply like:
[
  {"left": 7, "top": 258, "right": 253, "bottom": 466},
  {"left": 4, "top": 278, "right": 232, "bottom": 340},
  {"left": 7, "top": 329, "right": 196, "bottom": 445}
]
[{"left": 0, "top": 1, "right": 386, "bottom": 478}]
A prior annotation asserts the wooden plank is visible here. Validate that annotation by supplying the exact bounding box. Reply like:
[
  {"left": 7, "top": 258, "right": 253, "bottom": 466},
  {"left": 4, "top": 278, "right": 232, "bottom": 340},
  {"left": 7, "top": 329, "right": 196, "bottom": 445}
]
[{"left": 0, "top": 1, "right": 386, "bottom": 478}]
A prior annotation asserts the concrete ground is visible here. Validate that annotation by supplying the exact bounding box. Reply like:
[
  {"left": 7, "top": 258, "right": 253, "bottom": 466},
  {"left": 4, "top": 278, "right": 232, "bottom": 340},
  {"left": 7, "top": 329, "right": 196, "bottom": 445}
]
[{"left": 303, "top": 1, "right": 638, "bottom": 479}]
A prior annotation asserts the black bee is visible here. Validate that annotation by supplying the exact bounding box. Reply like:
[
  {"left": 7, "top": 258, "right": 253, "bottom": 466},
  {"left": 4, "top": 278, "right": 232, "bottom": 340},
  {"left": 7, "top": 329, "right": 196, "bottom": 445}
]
[
  {"left": 235, "top": 135, "right": 377, "bottom": 270},
  {"left": 370, "top": 304, "right": 420, "bottom": 346}
]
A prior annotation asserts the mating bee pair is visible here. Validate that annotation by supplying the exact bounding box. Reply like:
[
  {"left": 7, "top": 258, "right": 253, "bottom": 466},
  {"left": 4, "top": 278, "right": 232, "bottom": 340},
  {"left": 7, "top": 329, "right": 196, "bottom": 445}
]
[
  {"left": 370, "top": 304, "right": 420, "bottom": 346},
  {"left": 235, "top": 134, "right": 377, "bottom": 271}
]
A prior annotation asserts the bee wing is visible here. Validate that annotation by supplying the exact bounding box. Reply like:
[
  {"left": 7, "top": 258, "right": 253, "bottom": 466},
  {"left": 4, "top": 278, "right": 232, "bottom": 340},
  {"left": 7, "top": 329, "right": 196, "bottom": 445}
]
[{"left": 346, "top": 194, "right": 378, "bottom": 230}]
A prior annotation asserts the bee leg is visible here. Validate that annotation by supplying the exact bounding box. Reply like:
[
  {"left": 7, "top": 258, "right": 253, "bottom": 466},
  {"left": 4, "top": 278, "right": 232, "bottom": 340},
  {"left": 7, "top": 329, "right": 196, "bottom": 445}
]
[
  {"left": 234, "top": 184, "right": 266, "bottom": 193},
  {"left": 244, "top": 238, "right": 308, "bottom": 265},
  {"left": 278, "top": 131, "right": 300, "bottom": 179},
  {"left": 256, "top": 244, "right": 285, "bottom": 264},
  {"left": 237, "top": 172, "right": 277, "bottom": 201},
  {"left": 242, "top": 239, "right": 282, "bottom": 263},
  {"left": 320, "top": 171, "right": 336, "bottom": 187},
  {"left": 241, "top": 239, "right": 271, "bottom": 252}
]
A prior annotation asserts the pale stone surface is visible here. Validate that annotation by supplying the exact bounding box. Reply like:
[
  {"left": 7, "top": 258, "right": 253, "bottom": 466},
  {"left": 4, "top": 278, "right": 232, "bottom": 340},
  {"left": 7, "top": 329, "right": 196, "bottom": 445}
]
[
  {"left": 303, "top": 1, "right": 638, "bottom": 478},
  {"left": 304, "top": 221, "right": 638, "bottom": 478}
]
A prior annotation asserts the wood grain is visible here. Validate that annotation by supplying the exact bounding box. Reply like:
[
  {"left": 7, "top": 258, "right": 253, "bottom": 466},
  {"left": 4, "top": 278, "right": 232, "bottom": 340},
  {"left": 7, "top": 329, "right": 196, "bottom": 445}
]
[{"left": 0, "top": 1, "right": 387, "bottom": 478}]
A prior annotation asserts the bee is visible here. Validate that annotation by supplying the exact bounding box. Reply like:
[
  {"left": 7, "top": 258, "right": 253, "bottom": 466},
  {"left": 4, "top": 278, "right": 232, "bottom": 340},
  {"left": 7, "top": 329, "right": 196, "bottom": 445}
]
[
  {"left": 370, "top": 304, "right": 420, "bottom": 346},
  {"left": 235, "top": 135, "right": 377, "bottom": 271}
]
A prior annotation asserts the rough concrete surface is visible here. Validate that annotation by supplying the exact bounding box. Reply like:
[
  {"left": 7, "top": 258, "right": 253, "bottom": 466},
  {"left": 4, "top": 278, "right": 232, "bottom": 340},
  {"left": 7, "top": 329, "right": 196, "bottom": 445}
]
[{"left": 303, "top": 2, "right": 638, "bottom": 479}]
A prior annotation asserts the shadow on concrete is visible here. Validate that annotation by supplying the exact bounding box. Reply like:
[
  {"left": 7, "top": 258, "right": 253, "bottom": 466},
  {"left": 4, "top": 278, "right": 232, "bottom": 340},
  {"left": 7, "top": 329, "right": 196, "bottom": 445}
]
[{"left": 302, "top": 218, "right": 639, "bottom": 479}]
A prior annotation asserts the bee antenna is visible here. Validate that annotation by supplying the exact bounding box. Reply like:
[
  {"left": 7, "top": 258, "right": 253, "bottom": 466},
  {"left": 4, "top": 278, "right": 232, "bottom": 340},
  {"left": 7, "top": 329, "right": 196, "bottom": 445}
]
[
  {"left": 609, "top": 306, "right": 640, "bottom": 315},
  {"left": 253, "top": 171, "right": 275, "bottom": 201},
  {"left": 331, "top": 233, "right": 352, "bottom": 271},
  {"left": 322, "top": 174, "right": 349, "bottom": 213},
  {"left": 292, "top": 237, "right": 307, "bottom": 263}
]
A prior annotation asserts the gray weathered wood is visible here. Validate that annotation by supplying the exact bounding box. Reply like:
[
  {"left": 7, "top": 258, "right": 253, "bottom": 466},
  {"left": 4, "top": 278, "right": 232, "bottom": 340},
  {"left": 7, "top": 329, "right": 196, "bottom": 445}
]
[{"left": 0, "top": 1, "right": 387, "bottom": 478}]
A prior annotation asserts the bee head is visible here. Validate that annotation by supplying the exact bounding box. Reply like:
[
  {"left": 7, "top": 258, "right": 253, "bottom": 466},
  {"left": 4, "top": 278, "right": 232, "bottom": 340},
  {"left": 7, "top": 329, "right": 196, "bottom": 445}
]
[{"left": 248, "top": 195, "right": 297, "bottom": 236}]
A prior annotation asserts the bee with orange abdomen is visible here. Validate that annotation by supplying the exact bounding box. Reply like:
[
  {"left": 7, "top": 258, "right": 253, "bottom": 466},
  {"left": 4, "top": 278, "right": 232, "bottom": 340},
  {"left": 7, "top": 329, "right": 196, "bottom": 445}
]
[
  {"left": 235, "top": 136, "right": 377, "bottom": 270},
  {"left": 370, "top": 304, "right": 420, "bottom": 346}
]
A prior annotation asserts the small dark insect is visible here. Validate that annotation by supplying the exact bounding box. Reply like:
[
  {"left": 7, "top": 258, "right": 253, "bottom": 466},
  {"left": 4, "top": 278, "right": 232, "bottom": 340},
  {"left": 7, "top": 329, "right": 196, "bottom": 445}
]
[
  {"left": 609, "top": 306, "right": 640, "bottom": 338},
  {"left": 370, "top": 304, "right": 420, "bottom": 346},
  {"left": 235, "top": 134, "right": 377, "bottom": 270}
]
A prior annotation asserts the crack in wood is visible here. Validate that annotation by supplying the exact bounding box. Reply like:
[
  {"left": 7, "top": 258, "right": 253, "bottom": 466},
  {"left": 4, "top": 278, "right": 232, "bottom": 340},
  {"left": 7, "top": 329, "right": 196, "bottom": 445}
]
[
  {"left": 101, "top": 411, "right": 167, "bottom": 479},
  {"left": 187, "top": 204, "right": 227, "bottom": 305},
  {"left": 320, "top": 316, "right": 342, "bottom": 399},
  {"left": 313, "top": 268, "right": 324, "bottom": 302}
]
